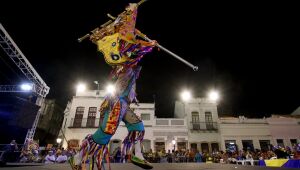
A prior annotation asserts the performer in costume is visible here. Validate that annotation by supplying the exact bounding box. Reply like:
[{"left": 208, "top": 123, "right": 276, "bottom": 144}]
[{"left": 69, "top": 3, "right": 156, "bottom": 170}]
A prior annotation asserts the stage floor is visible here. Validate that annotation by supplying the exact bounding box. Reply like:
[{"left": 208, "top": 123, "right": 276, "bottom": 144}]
[{"left": 1, "top": 163, "right": 298, "bottom": 170}]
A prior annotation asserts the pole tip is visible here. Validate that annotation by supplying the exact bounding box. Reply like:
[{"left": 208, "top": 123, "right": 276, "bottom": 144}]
[{"left": 193, "top": 66, "right": 198, "bottom": 71}]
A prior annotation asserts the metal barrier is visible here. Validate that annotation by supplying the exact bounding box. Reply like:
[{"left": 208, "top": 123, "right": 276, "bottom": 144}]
[{"left": 0, "top": 144, "right": 23, "bottom": 152}]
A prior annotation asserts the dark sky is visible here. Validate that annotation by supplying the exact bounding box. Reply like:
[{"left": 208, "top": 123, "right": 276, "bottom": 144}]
[{"left": 0, "top": 0, "right": 298, "bottom": 118}]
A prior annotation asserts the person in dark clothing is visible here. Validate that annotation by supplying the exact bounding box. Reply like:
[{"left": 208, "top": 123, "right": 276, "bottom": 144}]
[
  {"left": 166, "top": 150, "right": 172, "bottom": 163},
  {"left": 274, "top": 148, "right": 288, "bottom": 159},
  {"left": 0, "top": 140, "right": 19, "bottom": 164}
]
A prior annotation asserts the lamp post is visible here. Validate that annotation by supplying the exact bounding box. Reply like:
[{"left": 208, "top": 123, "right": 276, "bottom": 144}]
[
  {"left": 172, "top": 139, "right": 176, "bottom": 152},
  {"left": 94, "top": 81, "right": 99, "bottom": 91},
  {"left": 56, "top": 138, "right": 62, "bottom": 148}
]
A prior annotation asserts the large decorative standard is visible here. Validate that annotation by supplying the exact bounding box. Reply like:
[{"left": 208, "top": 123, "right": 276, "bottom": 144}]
[{"left": 69, "top": 1, "right": 198, "bottom": 170}]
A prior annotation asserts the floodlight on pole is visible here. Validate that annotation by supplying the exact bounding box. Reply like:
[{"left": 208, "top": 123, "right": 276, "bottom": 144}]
[
  {"left": 208, "top": 90, "right": 219, "bottom": 102},
  {"left": 20, "top": 83, "right": 33, "bottom": 91},
  {"left": 181, "top": 90, "right": 191, "bottom": 102},
  {"left": 106, "top": 84, "right": 116, "bottom": 95},
  {"left": 76, "top": 83, "right": 86, "bottom": 92}
]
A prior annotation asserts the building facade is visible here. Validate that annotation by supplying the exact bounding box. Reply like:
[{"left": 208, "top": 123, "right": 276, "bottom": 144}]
[
  {"left": 60, "top": 90, "right": 300, "bottom": 153},
  {"left": 35, "top": 99, "right": 64, "bottom": 145}
]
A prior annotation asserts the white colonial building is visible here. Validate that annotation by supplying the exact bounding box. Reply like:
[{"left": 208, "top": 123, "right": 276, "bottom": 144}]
[{"left": 60, "top": 90, "right": 300, "bottom": 154}]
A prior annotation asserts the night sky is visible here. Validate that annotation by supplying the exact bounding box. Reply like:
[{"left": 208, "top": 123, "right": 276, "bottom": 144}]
[{"left": 0, "top": 0, "right": 298, "bottom": 118}]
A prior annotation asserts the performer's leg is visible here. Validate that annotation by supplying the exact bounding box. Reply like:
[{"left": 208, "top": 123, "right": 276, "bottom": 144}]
[
  {"left": 122, "top": 109, "right": 153, "bottom": 169},
  {"left": 71, "top": 99, "right": 125, "bottom": 169},
  {"left": 134, "top": 140, "right": 144, "bottom": 160}
]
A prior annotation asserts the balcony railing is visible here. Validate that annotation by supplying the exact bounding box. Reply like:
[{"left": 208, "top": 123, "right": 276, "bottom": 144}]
[
  {"left": 69, "top": 118, "right": 186, "bottom": 128},
  {"left": 190, "top": 122, "right": 218, "bottom": 131},
  {"left": 69, "top": 118, "right": 100, "bottom": 128}
]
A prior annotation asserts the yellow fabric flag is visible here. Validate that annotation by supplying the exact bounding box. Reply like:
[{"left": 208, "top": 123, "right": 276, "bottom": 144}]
[
  {"left": 97, "top": 33, "right": 130, "bottom": 65},
  {"left": 265, "top": 159, "right": 288, "bottom": 167}
]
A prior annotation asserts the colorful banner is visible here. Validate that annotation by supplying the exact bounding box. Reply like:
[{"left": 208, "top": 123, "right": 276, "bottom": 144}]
[{"left": 259, "top": 159, "right": 300, "bottom": 168}]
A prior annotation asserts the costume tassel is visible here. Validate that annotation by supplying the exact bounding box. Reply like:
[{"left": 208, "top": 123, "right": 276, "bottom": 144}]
[{"left": 121, "top": 130, "right": 145, "bottom": 163}]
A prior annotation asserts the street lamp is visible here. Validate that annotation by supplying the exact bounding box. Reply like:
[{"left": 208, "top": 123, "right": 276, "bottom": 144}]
[
  {"left": 56, "top": 138, "right": 62, "bottom": 148},
  {"left": 76, "top": 83, "right": 86, "bottom": 92},
  {"left": 172, "top": 139, "right": 176, "bottom": 151},
  {"left": 208, "top": 90, "right": 219, "bottom": 102},
  {"left": 94, "top": 81, "right": 99, "bottom": 91},
  {"left": 56, "top": 138, "right": 62, "bottom": 144}
]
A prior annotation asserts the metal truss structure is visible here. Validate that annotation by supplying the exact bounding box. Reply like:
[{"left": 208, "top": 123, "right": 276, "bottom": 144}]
[{"left": 0, "top": 23, "right": 50, "bottom": 141}]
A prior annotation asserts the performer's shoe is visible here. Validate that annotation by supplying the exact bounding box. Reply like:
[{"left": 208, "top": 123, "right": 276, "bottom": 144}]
[
  {"left": 68, "top": 156, "right": 81, "bottom": 170},
  {"left": 130, "top": 155, "right": 153, "bottom": 169}
]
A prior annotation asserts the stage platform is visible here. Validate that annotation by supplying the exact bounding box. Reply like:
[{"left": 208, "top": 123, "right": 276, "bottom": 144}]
[{"left": 1, "top": 163, "right": 299, "bottom": 170}]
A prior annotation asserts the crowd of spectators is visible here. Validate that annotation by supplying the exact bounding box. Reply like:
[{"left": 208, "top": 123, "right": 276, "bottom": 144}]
[
  {"left": 0, "top": 139, "right": 76, "bottom": 164},
  {"left": 19, "top": 146, "right": 74, "bottom": 164},
  {"left": 141, "top": 144, "right": 300, "bottom": 165},
  {"left": 1, "top": 139, "right": 300, "bottom": 166}
]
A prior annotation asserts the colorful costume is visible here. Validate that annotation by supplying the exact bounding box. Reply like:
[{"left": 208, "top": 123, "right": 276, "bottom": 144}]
[
  {"left": 19, "top": 139, "right": 40, "bottom": 163},
  {"left": 69, "top": 3, "right": 155, "bottom": 170}
]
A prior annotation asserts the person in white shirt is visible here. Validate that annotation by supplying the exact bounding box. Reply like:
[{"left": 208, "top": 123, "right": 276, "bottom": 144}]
[
  {"left": 246, "top": 152, "right": 254, "bottom": 166},
  {"left": 56, "top": 150, "right": 67, "bottom": 163},
  {"left": 44, "top": 151, "right": 56, "bottom": 164}
]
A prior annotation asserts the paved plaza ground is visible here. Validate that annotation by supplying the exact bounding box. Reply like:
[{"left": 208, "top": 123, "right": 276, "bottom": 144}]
[{"left": 0, "top": 163, "right": 299, "bottom": 170}]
